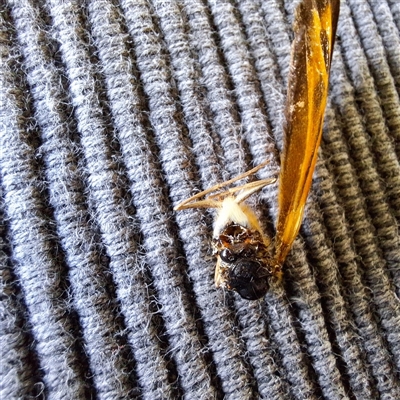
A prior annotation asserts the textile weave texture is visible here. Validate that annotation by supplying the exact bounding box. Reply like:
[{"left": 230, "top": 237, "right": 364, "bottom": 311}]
[{"left": 1, "top": 0, "right": 400, "bottom": 399}]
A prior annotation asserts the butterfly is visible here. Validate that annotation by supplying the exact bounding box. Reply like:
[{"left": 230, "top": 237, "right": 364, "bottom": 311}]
[{"left": 175, "top": 0, "right": 340, "bottom": 300}]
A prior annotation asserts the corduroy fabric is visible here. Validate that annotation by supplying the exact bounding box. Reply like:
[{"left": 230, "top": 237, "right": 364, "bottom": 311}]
[{"left": 1, "top": 0, "right": 399, "bottom": 399}]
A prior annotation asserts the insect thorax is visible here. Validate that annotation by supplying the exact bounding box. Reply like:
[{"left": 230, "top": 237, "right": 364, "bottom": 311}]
[{"left": 213, "top": 222, "right": 276, "bottom": 300}]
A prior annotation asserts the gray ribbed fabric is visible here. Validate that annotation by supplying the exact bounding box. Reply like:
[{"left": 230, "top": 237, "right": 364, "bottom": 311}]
[{"left": 1, "top": 0, "right": 399, "bottom": 399}]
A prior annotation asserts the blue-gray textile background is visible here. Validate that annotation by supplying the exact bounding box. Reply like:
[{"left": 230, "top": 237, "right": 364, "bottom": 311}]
[{"left": 1, "top": 0, "right": 400, "bottom": 399}]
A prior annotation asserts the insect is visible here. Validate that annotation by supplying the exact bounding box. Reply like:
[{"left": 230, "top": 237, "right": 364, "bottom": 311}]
[{"left": 175, "top": 0, "right": 340, "bottom": 300}]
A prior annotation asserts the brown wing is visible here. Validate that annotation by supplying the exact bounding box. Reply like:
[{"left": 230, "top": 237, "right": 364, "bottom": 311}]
[{"left": 275, "top": 0, "right": 339, "bottom": 264}]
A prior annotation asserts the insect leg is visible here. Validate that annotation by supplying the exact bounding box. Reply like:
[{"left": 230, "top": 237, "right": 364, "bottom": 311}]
[
  {"left": 174, "top": 198, "right": 221, "bottom": 211},
  {"left": 174, "top": 159, "right": 272, "bottom": 210},
  {"left": 233, "top": 178, "right": 276, "bottom": 204}
]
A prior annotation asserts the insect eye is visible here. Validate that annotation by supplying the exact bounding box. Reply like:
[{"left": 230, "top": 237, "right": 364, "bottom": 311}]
[
  {"left": 220, "top": 248, "right": 237, "bottom": 263},
  {"left": 228, "top": 259, "right": 269, "bottom": 300}
]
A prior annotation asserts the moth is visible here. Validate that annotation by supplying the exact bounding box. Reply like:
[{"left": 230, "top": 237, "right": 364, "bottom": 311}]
[{"left": 175, "top": 0, "right": 340, "bottom": 300}]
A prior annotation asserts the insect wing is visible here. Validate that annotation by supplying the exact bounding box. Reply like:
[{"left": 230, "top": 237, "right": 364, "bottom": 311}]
[{"left": 275, "top": 0, "right": 339, "bottom": 263}]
